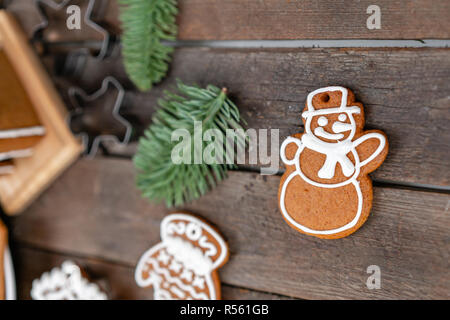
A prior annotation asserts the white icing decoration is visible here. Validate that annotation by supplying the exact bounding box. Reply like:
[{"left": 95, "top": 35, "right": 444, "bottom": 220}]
[
  {"left": 30, "top": 261, "right": 107, "bottom": 300},
  {"left": 317, "top": 116, "right": 328, "bottom": 126},
  {"left": 280, "top": 86, "right": 386, "bottom": 235},
  {"left": 192, "top": 276, "right": 205, "bottom": 289},
  {"left": 0, "top": 148, "right": 33, "bottom": 161},
  {"left": 314, "top": 126, "right": 344, "bottom": 140},
  {"left": 199, "top": 235, "right": 217, "bottom": 257},
  {"left": 139, "top": 256, "right": 209, "bottom": 300},
  {"left": 156, "top": 250, "right": 171, "bottom": 265},
  {"left": 332, "top": 121, "right": 352, "bottom": 133},
  {"left": 168, "top": 259, "right": 183, "bottom": 273},
  {"left": 165, "top": 236, "right": 213, "bottom": 275},
  {"left": 135, "top": 214, "right": 228, "bottom": 300},
  {"left": 338, "top": 113, "right": 347, "bottom": 121},
  {"left": 0, "top": 126, "right": 45, "bottom": 139},
  {"left": 180, "top": 269, "right": 193, "bottom": 282},
  {"left": 171, "top": 285, "right": 186, "bottom": 299},
  {"left": 186, "top": 223, "right": 202, "bottom": 241},
  {"left": 166, "top": 222, "right": 186, "bottom": 236},
  {"left": 3, "top": 247, "right": 16, "bottom": 300}
]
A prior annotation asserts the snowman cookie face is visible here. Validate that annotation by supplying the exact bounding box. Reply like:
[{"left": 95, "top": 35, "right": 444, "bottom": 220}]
[
  {"left": 135, "top": 213, "right": 229, "bottom": 300},
  {"left": 279, "top": 86, "right": 388, "bottom": 239},
  {"left": 304, "top": 88, "right": 364, "bottom": 144}
]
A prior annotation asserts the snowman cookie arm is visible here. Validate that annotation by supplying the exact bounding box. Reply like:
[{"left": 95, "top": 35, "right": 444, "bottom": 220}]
[
  {"left": 353, "top": 129, "right": 389, "bottom": 175},
  {"left": 280, "top": 133, "right": 305, "bottom": 166}
]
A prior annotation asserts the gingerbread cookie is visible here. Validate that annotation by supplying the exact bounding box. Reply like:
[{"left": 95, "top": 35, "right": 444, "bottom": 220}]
[
  {"left": 135, "top": 213, "right": 229, "bottom": 300},
  {"left": 279, "top": 86, "right": 388, "bottom": 239},
  {"left": 31, "top": 261, "right": 107, "bottom": 300}
]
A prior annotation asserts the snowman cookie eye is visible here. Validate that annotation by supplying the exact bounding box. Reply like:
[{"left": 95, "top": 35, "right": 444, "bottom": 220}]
[
  {"left": 317, "top": 116, "right": 328, "bottom": 126},
  {"left": 338, "top": 114, "right": 347, "bottom": 122}
]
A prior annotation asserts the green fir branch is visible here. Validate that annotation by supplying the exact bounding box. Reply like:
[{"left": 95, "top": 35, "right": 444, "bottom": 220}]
[
  {"left": 119, "top": 0, "right": 178, "bottom": 91},
  {"left": 133, "top": 81, "right": 247, "bottom": 207}
]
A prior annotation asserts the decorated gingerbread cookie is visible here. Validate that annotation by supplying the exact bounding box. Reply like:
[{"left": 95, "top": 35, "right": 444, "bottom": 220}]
[
  {"left": 279, "top": 86, "right": 388, "bottom": 239},
  {"left": 31, "top": 261, "right": 107, "bottom": 300},
  {"left": 135, "top": 213, "right": 229, "bottom": 300}
]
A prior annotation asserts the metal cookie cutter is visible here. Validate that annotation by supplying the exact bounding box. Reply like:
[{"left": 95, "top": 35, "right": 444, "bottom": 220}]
[
  {"left": 68, "top": 76, "right": 132, "bottom": 158},
  {"left": 33, "top": 0, "right": 110, "bottom": 59}
]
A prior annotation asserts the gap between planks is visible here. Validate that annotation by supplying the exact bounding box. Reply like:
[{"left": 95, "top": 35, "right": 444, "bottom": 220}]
[{"left": 41, "top": 39, "right": 450, "bottom": 50}]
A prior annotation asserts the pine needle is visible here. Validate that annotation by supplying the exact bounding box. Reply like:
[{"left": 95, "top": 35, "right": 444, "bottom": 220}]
[
  {"left": 133, "top": 81, "right": 247, "bottom": 207},
  {"left": 119, "top": 0, "right": 178, "bottom": 91}
]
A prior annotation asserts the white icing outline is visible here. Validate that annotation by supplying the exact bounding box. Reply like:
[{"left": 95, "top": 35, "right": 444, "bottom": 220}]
[
  {"left": 0, "top": 126, "right": 45, "bottom": 139},
  {"left": 317, "top": 116, "right": 328, "bottom": 126},
  {"left": 135, "top": 213, "right": 228, "bottom": 300},
  {"left": 0, "top": 148, "right": 33, "bottom": 161},
  {"left": 3, "top": 247, "right": 16, "bottom": 300},
  {"left": 30, "top": 261, "right": 107, "bottom": 300},
  {"left": 314, "top": 127, "right": 344, "bottom": 140},
  {"left": 280, "top": 86, "right": 386, "bottom": 235}
]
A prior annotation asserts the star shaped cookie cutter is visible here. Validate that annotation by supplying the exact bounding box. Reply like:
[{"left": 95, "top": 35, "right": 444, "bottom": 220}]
[
  {"left": 67, "top": 76, "right": 132, "bottom": 158},
  {"left": 33, "top": 0, "right": 110, "bottom": 59}
]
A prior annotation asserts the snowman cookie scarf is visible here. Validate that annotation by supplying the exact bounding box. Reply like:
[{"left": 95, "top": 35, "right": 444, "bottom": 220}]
[
  {"left": 135, "top": 213, "right": 229, "bottom": 300},
  {"left": 279, "top": 86, "right": 388, "bottom": 239}
]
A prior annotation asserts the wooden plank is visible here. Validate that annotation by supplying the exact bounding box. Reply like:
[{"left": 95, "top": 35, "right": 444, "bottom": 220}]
[
  {"left": 13, "top": 245, "right": 289, "bottom": 300},
  {"left": 176, "top": 0, "right": 450, "bottom": 40},
  {"left": 7, "top": 1, "right": 450, "bottom": 40},
  {"left": 50, "top": 47, "right": 450, "bottom": 186},
  {"left": 11, "top": 158, "right": 450, "bottom": 299}
]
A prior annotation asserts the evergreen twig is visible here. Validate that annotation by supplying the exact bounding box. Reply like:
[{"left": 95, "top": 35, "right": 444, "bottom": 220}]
[
  {"left": 119, "top": 0, "right": 177, "bottom": 91},
  {"left": 133, "top": 81, "right": 247, "bottom": 207}
]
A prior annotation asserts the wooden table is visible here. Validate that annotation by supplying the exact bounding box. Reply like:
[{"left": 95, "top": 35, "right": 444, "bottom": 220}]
[{"left": 4, "top": 0, "right": 450, "bottom": 300}]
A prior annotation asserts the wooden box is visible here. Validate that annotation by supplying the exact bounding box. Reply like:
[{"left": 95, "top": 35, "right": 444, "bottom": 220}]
[{"left": 0, "top": 11, "right": 82, "bottom": 215}]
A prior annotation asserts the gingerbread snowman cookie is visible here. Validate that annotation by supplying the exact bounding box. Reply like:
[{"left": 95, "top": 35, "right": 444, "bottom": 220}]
[
  {"left": 279, "top": 86, "right": 388, "bottom": 239},
  {"left": 135, "top": 213, "right": 229, "bottom": 300}
]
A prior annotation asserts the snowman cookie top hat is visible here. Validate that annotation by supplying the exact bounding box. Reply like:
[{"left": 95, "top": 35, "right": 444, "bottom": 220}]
[
  {"left": 135, "top": 213, "right": 229, "bottom": 300},
  {"left": 279, "top": 86, "right": 388, "bottom": 239},
  {"left": 302, "top": 86, "right": 361, "bottom": 118}
]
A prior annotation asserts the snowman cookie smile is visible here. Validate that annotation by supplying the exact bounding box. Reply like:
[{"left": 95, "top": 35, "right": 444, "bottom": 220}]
[
  {"left": 278, "top": 86, "right": 388, "bottom": 239},
  {"left": 313, "top": 114, "right": 353, "bottom": 141},
  {"left": 314, "top": 126, "right": 344, "bottom": 140}
]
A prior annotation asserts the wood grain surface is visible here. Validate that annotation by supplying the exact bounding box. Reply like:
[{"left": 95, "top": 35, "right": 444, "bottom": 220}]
[
  {"left": 11, "top": 158, "right": 450, "bottom": 299},
  {"left": 47, "top": 46, "right": 450, "bottom": 186},
  {"left": 7, "top": 0, "right": 450, "bottom": 40},
  {"left": 13, "top": 245, "right": 289, "bottom": 300}
]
